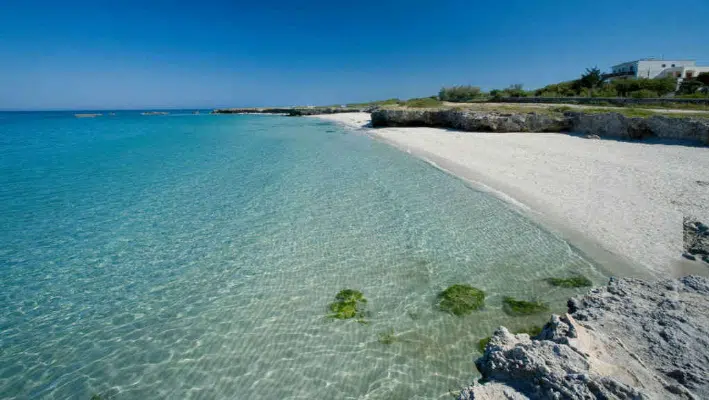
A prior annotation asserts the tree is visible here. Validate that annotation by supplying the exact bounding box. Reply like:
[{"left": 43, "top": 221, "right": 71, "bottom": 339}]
[
  {"left": 504, "top": 84, "right": 527, "bottom": 97},
  {"left": 697, "top": 72, "right": 709, "bottom": 86},
  {"left": 678, "top": 79, "right": 703, "bottom": 95},
  {"left": 580, "top": 67, "right": 603, "bottom": 96},
  {"left": 438, "top": 85, "right": 482, "bottom": 102}
]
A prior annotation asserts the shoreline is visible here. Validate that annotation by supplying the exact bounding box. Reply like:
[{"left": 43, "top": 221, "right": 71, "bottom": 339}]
[{"left": 309, "top": 112, "right": 709, "bottom": 278}]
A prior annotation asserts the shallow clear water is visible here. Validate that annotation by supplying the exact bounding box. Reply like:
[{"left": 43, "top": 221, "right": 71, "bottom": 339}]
[{"left": 0, "top": 112, "right": 604, "bottom": 399}]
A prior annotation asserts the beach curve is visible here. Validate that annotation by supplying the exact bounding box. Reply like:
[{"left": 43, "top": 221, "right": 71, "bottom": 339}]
[{"left": 310, "top": 112, "right": 709, "bottom": 278}]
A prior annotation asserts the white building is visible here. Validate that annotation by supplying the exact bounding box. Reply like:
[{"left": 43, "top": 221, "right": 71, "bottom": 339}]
[{"left": 606, "top": 58, "right": 709, "bottom": 82}]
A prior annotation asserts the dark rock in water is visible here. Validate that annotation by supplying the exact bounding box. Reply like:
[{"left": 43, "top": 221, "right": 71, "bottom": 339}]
[
  {"left": 684, "top": 217, "right": 709, "bottom": 260},
  {"left": 683, "top": 253, "right": 697, "bottom": 261},
  {"left": 460, "top": 276, "right": 709, "bottom": 399}
]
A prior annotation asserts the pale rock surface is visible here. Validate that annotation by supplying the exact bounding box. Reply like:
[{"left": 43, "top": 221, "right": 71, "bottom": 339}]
[{"left": 461, "top": 276, "right": 709, "bottom": 399}]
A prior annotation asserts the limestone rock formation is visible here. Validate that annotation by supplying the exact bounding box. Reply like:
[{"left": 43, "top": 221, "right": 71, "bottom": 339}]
[
  {"left": 211, "top": 107, "right": 364, "bottom": 116},
  {"left": 461, "top": 276, "right": 709, "bottom": 399},
  {"left": 370, "top": 108, "right": 709, "bottom": 145}
]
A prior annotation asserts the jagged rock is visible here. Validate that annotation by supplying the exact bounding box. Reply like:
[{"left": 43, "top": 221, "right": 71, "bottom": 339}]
[
  {"left": 461, "top": 276, "right": 709, "bottom": 399},
  {"left": 371, "top": 109, "right": 570, "bottom": 132},
  {"left": 567, "top": 112, "right": 709, "bottom": 143},
  {"left": 370, "top": 108, "right": 709, "bottom": 145},
  {"left": 683, "top": 217, "right": 709, "bottom": 261},
  {"left": 584, "top": 134, "right": 602, "bottom": 139}
]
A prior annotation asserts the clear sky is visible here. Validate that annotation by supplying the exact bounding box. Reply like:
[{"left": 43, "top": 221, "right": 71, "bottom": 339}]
[{"left": 1, "top": 0, "right": 708, "bottom": 110}]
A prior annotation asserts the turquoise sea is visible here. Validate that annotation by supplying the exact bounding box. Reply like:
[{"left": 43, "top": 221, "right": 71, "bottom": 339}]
[{"left": 0, "top": 111, "right": 605, "bottom": 399}]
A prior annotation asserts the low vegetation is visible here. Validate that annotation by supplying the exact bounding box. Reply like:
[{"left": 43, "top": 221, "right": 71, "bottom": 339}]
[
  {"left": 328, "top": 289, "right": 368, "bottom": 322},
  {"left": 546, "top": 276, "right": 593, "bottom": 288},
  {"left": 400, "top": 97, "right": 443, "bottom": 108},
  {"left": 437, "top": 284, "right": 485, "bottom": 316},
  {"left": 439, "top": 85, "right": 483, "bottom": 102},
  {"left": 502, "top": 296, "right": 549, "bottom": 316}
]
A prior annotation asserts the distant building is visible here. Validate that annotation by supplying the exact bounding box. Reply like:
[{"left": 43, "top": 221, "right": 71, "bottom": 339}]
[{"left": 604, "top": 58, "right": 709, "bottom": 83}]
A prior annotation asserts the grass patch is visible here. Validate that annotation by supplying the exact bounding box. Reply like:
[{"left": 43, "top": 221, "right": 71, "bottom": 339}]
[
  {"left": 437, "top": 284, "right": 485, "bottom": 316},
  {"left": 377, "top": 328, "right": 398, "bottom": 345},
  {"left": 400, "top": 97, "right": 443, "bottom": 108},
  {"left": 580, "top": 107, "right": 657, "bottom": 118},
  {"left": 546, "top": 275, "right": 593, "bottom": 288},
  {"left": 502, "top": 296, "right": 549, "bottom": 316},
  {"left": 549, "top": 105, "right": 573, "bottom": 113},
  {"left": 328, "top": 289, "right": 367, "bottom": 322}
]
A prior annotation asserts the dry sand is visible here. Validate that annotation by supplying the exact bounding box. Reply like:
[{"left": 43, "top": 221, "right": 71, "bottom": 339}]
[{"left": 311, "top": 112, "right": 709, "bottom": 277}]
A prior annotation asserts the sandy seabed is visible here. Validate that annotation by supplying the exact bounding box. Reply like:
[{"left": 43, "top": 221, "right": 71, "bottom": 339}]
[{"left": 311, "top": 112, "right": 709, "bottom": 277}]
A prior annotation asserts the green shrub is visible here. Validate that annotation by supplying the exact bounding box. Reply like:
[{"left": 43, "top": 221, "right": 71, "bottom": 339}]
[
  {"left": 438, "top": 85, "right": 482, "bottom": 102},
  {"left": 534, "top": 80, "right": 582, "bottom": 97},
  {"left": 677, "top": 92, "right": 709, "bottom": 99},
  {"left": 502, "top": 296, "right": 549, "bottom": 316},
  {"left": 504, "top": 84, "right": 528, "bottom": 98},
  {"left": 328, "top": 289, "right": 367, "bottom": 321},
  {"left": 678, "top": 79, "right": 704, "bottom": 95},
  {"left": 437, "top": 284, "right": 485, "bottom": 316},
  {"left": 629, "top": 89, "right": 659, "bottom": 98},
  {"left": 545, "top": 276, "right": 592, "bottom": 288},
  {"left": 591, "top": 86, "right": 618, "bottom": 98},
  {"left": 489, "top": 89, "right": 503, "bottom": 99},
  {"left": 612, "top": 77, "right": 675, "bottom": 97}
]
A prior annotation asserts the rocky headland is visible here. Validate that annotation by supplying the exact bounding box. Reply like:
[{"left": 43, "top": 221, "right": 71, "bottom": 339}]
[
  {"left": 370, "top": 108, "right": 709, "bottom": 145},
  {"left": 459, "top": 275, "right": 709, "bottom": 399},
  {"left": 211, "top": 106, "right": 367, "bottom": 116}
]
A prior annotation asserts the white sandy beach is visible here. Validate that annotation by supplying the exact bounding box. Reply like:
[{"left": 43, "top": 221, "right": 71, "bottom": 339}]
[{"left": 312, "top": 112, "right": 709, "bottom": 277}]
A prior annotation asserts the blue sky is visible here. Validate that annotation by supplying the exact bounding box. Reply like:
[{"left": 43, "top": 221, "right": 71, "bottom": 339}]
[{"left": 1, "top": 0, "right": 708, "bottom": 110}]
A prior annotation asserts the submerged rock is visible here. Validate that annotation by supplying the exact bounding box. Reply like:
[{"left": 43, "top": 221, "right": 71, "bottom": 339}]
[{"left": 460, "top": 276, "right": 709, "bottom": 399}]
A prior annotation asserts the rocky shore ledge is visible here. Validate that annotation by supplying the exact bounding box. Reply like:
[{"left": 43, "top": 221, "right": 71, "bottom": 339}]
[
  {"left": 371, "top": 109, "right": 709, "bottom": 145},
  {"left": 211, "top": 107, "right": 366, "bottom": 116},
  {"left": 460, "top": 276, "right": 709, "bottom": 399}
]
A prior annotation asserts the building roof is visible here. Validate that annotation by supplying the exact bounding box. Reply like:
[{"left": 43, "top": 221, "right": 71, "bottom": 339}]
[{"left": 613, "top": 58, "right": 695, "bottom": 65}]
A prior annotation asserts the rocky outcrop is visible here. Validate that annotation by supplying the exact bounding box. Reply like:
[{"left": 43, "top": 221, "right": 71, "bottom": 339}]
[
  {"left": 567, "top": 112, "right": 709, "bottom": 142},
  {"left": 461, "top": 276, "right": 709, "bottom": 399},
  {"left": 211, "top": 107, "right": 365, "bottom": 116},
  {"left": 683, "top": 217, "right": 709, "bottom": 263},
  {"left": 370, "top": 109, "right": 569, "bottom": 132},
  {"left": 370, "top": 109, "right": 709, "bottom": 145}
]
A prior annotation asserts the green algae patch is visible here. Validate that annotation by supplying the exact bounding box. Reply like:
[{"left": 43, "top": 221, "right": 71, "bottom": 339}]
[
  {"left": 377, "top": 328, "right": 398, "bottom": 345},
  {"left": 437, "top": 284, "right": 485, "bottom": 316},
  {"left": 477, "top": 336, "right": 491, "bottom": 352},
  {"left": 545, "top": 275, "right": 593, "bottom": 288},
  {"left": 328, "top": 289, "right": 367, "bottom": 321},
  {"left": 502, "top": 296, "right": 549, "bottom": 316}
]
